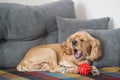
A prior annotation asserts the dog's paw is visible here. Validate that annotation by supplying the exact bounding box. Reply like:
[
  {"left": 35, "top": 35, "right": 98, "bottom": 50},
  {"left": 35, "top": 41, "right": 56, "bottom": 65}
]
[
  {"left": 91, "top": 66, "right": 100, "bottom": 76},
  {"left": 17, "top": 60, "right": 33, "bottom": 71},
  {"left": 58, "top": 65, "right": 67, "bottom": 73},
  {"left": 58, "top": 65, "right": 78, "bottom": 73},
  {"left": 17, "top": 64, "right": 28, "bottom": 71}
]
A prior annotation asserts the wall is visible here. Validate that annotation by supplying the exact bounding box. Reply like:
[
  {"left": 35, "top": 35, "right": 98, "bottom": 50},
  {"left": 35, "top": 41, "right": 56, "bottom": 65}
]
[
  {"left": 73, "top": 0, "right": 120, "bottom": 29},
  {"left": 0, "top": 0, "right": 120, "bottom": 29}
]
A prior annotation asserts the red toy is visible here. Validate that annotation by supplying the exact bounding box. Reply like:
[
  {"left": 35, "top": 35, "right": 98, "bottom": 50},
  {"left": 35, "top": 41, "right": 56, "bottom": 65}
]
[{"left": 78, "top": 63, "right": 91, "bottom": 75}]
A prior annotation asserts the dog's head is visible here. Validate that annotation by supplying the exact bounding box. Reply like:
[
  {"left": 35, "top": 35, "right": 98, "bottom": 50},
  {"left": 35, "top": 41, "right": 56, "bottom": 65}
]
[{"left": 62, "top": 31, "right": 101, "bottom": 62}]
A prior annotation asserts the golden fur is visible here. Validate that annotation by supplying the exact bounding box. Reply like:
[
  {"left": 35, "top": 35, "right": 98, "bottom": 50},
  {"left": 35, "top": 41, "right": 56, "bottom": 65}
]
[{"left": 17, "top": 31, "right": 101, "bottom": 75}]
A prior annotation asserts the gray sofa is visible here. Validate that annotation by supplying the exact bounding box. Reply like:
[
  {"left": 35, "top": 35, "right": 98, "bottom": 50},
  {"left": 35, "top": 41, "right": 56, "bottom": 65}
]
[
  {"left": 0, "top": 0, "right": 120, "bottom": 68},
  {"left": 0, "top": 0, "right": 120, "bottom": 80}
]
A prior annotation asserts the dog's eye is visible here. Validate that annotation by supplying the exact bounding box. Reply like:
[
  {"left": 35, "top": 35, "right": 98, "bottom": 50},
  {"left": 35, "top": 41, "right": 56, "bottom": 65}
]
[{"left": 80, "top": 39, "right": 84, "bottom": 42}]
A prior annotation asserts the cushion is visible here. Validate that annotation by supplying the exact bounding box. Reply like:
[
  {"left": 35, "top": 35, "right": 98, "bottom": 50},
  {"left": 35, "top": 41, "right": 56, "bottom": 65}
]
[
  {"left": 57, "top": 17, "right": 110, "bottom": 43},
  {"left": 86, "top": 29, "right": 120, "bottom": 68},
  {"left": 59, "top": 27, "right": 120, "bottom": 68},
  {"left": 0, "top": 0, "right": 75, "bottom": 67}
]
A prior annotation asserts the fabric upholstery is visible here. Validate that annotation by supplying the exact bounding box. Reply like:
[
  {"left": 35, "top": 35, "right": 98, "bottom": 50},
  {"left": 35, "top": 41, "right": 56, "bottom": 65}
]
[
  {"left": 0, "top": 0, "right": 75, "bottom": 67},
  {"left": 86, "top": 29, "right": 120, "bottom": 68},
  {"left": 57, "top": 17, "right": 110, "bottom": 43},
  {"left": 58, "top": 25, "right": 120, "bottom": 67}
]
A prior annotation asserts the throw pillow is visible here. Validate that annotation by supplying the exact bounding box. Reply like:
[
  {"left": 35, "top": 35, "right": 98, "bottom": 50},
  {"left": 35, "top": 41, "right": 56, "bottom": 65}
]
[
  {"left": 57, "top": 17, "right": 110, "bottom": 43},
  {"left": 59, "top": 27, "right": 120, "bottom": 68},
  {"left": 85, "top": 29, "right": 120, "bottom": 68}
]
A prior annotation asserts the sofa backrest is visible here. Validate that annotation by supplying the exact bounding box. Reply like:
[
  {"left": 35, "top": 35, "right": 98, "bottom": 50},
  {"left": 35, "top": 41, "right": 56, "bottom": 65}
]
[{"left": 0, "top": 0, "right": 75, "bottom": 67}]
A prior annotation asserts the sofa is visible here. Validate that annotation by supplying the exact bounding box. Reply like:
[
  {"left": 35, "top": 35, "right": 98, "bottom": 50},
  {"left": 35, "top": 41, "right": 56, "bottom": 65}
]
[{"left": 0, "top": 0, "right": 120, "bottom": 80}]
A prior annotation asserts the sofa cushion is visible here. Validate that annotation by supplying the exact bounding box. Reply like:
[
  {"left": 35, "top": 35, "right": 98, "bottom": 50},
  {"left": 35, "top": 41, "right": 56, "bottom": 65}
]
[
  {"left": 58, "top": 26, "right": 120, "bottom": 67},
  {"left": 57, "top": 17, "right": 110, "bottom": 43},
  {"left": 86, "top": 29, "right": 120, "bottom": 68},
  {"left": 0, "top": 0, "right": 75, "bottom": 67}
]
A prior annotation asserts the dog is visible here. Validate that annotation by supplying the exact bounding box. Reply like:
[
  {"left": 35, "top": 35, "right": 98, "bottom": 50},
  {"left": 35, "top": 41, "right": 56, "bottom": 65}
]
[{"left": 17, "top": 31, "right": 101, "bottom": 75}]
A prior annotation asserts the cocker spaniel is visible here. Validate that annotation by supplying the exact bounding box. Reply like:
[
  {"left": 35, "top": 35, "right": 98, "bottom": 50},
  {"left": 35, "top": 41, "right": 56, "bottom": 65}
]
[{"left": 17, "top": 31, "right": 101, "bottom": 75}]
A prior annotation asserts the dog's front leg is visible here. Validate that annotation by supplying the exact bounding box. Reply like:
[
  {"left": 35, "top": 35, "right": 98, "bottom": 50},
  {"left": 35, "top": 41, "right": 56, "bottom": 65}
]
[
  {"left": 58, "top": 60, "right": 78, "bottom": 73},
  {"left": 91, "top": 66, "right": 100, "bottom": 76}
]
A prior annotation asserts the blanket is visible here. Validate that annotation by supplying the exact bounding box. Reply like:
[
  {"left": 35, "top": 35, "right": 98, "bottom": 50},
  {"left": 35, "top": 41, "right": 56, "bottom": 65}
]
[{"left": 0, "top": 67, "right": 120, "bottom": 80}]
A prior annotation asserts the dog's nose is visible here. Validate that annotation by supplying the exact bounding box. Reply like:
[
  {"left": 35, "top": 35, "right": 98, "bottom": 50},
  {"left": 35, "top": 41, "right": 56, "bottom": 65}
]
[{"left": 72, "top": 40, "right": 77, "bottom": 48}]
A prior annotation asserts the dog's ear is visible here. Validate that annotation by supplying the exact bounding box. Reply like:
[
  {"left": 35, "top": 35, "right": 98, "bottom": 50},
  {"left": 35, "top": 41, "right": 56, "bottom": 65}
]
[
  {"left": 62, "top": 36, "right": 73, "bottom": 55},
  {"left": 87, "top": 33, "right": 102, "bottom": 61}
]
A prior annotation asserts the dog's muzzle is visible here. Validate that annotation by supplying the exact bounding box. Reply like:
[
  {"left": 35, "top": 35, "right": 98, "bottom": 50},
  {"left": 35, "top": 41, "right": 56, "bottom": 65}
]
[
  {"left": 74, "top": 49, "right": 83, "bottom": 59},
  {"left": 72, "top": 40, "right": 83, "bottom": 59}
]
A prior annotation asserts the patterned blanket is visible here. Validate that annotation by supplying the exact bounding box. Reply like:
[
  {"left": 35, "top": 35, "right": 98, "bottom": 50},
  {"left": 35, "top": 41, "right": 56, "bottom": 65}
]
[{"left": 0, "top": 67, "right": 120, "bottom": 80}]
